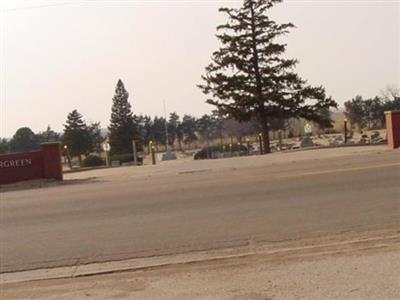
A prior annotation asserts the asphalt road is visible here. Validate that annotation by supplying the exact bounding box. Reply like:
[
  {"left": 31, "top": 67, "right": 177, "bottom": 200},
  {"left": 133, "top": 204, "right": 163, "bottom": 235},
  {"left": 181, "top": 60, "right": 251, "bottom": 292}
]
[{"left": 1, "top": 147, "right": 399, "bottom": 273}]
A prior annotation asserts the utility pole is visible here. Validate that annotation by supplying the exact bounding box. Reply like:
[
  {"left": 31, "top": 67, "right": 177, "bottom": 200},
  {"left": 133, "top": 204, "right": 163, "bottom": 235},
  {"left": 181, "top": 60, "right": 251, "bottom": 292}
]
[
  {"left": 163, "top": 100, "right": 170, "bottom": 153},
  {"left": 63, "top": 145, "right": 72, "bottom": 169},
  {"left": 149, "top": 141, "right": 156, "bottom": 165}
]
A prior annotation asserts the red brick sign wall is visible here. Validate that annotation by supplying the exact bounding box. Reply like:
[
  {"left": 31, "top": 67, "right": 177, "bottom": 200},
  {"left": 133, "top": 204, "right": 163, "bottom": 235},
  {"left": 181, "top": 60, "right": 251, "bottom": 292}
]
[
  {"left": 385, "top": 111, "right": 400, "bottom": 149},
  {"left": 0, "top": 143, "right": 63, "bottom": 184}
]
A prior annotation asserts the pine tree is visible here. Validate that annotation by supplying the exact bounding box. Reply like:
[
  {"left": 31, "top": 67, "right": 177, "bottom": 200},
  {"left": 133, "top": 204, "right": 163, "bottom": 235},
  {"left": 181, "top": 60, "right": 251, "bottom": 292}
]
[
  {"left": 108, "top": 79, "right": 139, "bottom": 155},
  {"left": 62, "top": 110, "right": 92, "bottom": 162},
  {"left": 199, "top": 0, "right": 337, "bottom": 153}
]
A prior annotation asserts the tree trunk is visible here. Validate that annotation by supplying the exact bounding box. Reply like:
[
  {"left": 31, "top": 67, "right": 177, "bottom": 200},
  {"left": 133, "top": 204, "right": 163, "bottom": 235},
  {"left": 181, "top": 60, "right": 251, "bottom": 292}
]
[
  {"left": 261, "top": 121, "right": 271, "bottom": 154},
  {"left": 250, "top": 1, "right": 269, "bottom": 154},
  {"left": 278, "top": 130, "right": 283, "bottom": 150},
  {"left": 178, "top": 138, "right": 183, "bottom": 152}
]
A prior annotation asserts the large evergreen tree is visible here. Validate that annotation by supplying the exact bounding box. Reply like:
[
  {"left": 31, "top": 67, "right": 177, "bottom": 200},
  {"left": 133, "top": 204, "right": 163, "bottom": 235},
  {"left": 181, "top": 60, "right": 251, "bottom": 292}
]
[
  {"left": 62, "top": 110, "right": 92, "bottom": 162},
  {"left": 199, "top": 0, "right": 337, "bottom": 153},
  {"left": 108, "top": 79, "right": 139, "bottom": 154}
]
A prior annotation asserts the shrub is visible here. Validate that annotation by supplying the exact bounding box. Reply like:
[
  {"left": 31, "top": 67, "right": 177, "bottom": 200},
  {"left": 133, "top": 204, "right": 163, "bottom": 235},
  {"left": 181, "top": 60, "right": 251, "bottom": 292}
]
[
  {"left": 82, "top": 155, "right": 105, "bottom": 167},
  {"left": 194, "top": 144, "right": 248, "bottom": 160},
  {"left": 324, "top": 128, "right": 338, "bottom": 134},
  {"left": 109, "top": 153, "right": 143, "bottom": 165},
  {"left": 110, "top": 153, "right": 133, "bottom": 163}
]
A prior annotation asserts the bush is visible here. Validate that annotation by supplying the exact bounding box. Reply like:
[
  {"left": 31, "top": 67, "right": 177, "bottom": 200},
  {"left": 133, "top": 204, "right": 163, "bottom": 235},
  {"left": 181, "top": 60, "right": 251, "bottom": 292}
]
[
  {"left": 82, "top": 155, "right": 105, "bottom": 167},
  {"left": 109, "top": 153, "right": 143, "bottom": 165},
  {"left": 194, "top": 144, "right": 248, "bottom": 160},
  {"left": 324, "top": 128, "right": 338, "bottom": 134}
]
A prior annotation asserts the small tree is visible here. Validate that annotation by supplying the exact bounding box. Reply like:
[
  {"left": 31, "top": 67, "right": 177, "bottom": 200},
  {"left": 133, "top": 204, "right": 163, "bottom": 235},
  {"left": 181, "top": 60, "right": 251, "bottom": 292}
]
[
  {"left": 345, "top": 94, "right": 397, "bottom": 130},
  {"left": 62, "top": 110, "right": 92, "bottom": 163},
  {"left": 222, "top": 118, "right": 258, "bottom": 143},
  {"left": 152, "top": 116, "right": 167, "bottom": 146},
  {"left": 381, "top": 85, "right": 400, "bottom": 125},
  {"left": 316, "top": 108, "right": 334, "bottom": 133},
  {"left": 141, "top": 115, "right": 154, "bottom": 145},
  {"left": 9, "top": 127, "right": 40, "bottom": 153},
  {"left": 168, "top": 112, "right": 181, "bottom": 148},
  {"left": 0, "top": 138, "right": 9, "bottom": 154},
  {"left": 108, "top": 79, "right": 140, "bottom": 155},
  {"left": 384, "top": 96, "right": 400, "bottom": 112},
  {"left": 196, "top": 114, "right": 215, "bottom": 143},
  {"left": 199, "top": 0, "right": 336, "bottom": 153},
  {"left": 88, "top": 122, "right": 103, "bottom": 154},
  {"left": 181, "top": 115, "right": 198, "bottom": 148},
  {"left": 363, "top": 97, "right": 384, "bottom": 130},
  {"left": 381, "top": 85, "right": 400, "bottom": 102},
  {"left": 37, "top": 125, "right": 60, "bottom": 143},
  {"left": 176, "top": 121, "right": 185, "bottom": 152},
  {"left": 344, "top": 96, "right": 366, "bottom": 130}
]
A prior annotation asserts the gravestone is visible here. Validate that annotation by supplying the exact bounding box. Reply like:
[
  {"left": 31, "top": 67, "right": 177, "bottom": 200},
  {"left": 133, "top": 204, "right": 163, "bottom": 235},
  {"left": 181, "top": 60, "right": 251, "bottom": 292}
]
[
  {"left": 162, "top": 149, "right": 177, "bottom": 161},
  {"left": 300, "top": 136, "right": 315, "bottom": 148},
  {"left": 111, "top": 161, "right": 120, "bottom": 167}
]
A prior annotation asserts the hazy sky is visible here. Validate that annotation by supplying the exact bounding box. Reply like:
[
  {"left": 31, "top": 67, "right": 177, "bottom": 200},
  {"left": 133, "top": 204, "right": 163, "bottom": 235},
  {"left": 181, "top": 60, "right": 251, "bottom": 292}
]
[{"left": 1, "top": 0, "right": 399, "bottom": 137}]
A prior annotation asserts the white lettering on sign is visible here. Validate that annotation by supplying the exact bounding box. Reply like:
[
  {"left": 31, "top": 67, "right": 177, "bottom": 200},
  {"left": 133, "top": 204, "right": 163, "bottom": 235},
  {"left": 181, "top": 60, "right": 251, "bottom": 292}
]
[{"left": 0, "top": 159, "right": 33, "bottom": 168}]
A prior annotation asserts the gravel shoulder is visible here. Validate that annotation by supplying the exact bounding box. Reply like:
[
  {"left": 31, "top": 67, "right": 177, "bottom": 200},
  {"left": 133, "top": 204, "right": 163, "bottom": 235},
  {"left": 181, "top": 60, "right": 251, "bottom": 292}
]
[{"left": 2, "top": 227, "right": 399, "bottom": 300}]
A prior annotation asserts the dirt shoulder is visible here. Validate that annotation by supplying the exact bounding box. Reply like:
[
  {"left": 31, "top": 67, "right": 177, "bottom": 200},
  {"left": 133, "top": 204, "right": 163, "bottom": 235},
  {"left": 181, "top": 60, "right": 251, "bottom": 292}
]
[
  {"left": 2, "top": 226, "right": 399, "bottom": 300},
  {"left": 63, "top": 145, "right": 391, "bottom": 182},
  {"left": 0, "top": 177, "right": 98, "bottom": 193}
]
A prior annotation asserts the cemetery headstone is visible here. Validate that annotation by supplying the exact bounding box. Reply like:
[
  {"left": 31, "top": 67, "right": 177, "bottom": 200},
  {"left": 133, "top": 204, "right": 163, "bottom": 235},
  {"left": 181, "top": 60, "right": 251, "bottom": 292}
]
[{"left": 300, "top": 136, "right": 315, "bottom": 148}]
